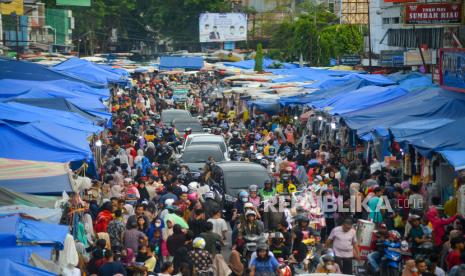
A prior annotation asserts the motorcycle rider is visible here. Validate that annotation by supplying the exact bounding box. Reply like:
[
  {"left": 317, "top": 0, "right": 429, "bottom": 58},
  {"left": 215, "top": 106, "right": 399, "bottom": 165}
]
[
  {"left": 276, "top": 174, "right": 297, "bottom": 195},
  {"left": 315, "top": 251, "right": 341, "bottom": 273},
  {"left": 248, "top": 185, "right": 261, "bottom": 209},
  {"left": 250, "top": 243, "right": 280, "bottom": 276},
  {"left": 259, "top": 180, "right": 276, "bottom": 202},
  {"left": 238, "top": 210, "right": 264, "bottom": 236},
  {"left": 269, "top": 232, "right": 290, "bottom": 260},
  {"left": 229, "top": 131, "right": 242, "bottom": 147}
]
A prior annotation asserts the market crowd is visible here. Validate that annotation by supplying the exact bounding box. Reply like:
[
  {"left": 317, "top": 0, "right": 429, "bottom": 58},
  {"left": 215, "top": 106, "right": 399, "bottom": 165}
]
[{"left": 60, "top": 69, "right": 465, "bottom": 276}]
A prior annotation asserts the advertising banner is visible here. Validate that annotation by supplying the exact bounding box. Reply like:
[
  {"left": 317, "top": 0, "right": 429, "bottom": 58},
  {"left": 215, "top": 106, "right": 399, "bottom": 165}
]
[
  {"left": 439, "top": 48, "right": 465, "bottom": 93},
  {"left": 340, "top": 55, "right": 361, "bottom": 66},
  {"left": 404, "top": 49, "right": 436, "bottom": 66},
  {"left": 379, "top": 50, "right": 405, "bottom": 67},
  {"left": 199, "top": 13, "right": 247, "bottom": 42},
  {"left": 57, "top": 0, "right": 90, "bottom": 7},
  {"left": 405, "top": 3, "right": 461, "bottom": 25}
]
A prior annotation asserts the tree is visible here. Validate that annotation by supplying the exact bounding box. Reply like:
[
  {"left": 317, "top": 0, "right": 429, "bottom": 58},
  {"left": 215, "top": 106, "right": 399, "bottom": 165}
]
[
  {"left": 267, "top": 3, "right": 363, "bottom": 66},
  {"left": 255, "top": 43, "right": 263, "bottom": 72}
]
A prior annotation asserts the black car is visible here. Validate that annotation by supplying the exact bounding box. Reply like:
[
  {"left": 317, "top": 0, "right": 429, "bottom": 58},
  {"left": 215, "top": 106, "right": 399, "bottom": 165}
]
[
  {"left": 213, "top": 161, "right": 272, "bottom": 219},
  {"left": 179, "top": 144, "right": 225, "bottom": 172}
]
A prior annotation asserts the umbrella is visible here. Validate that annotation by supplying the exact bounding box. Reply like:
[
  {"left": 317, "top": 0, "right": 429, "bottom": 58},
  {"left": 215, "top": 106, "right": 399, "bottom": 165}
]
[{"left": 164, "top": 213, "right": 189, "bottom": 229}]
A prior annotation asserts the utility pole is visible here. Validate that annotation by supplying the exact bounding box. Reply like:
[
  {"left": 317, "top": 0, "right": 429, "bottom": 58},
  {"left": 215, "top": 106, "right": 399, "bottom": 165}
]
[
  {"left": 413, "top": 24, "right": 426, "bottom": 71},
  {"left": 13, "top": 12, "right": 18, "bottom": 60},
  {"left": 367, "top": 0, "right": 372, "bottom": 73}
]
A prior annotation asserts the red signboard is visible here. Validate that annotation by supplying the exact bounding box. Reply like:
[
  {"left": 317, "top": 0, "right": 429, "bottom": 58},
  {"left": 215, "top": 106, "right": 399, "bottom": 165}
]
[{"left": 405, "top": 3, "right": 462, "bottom": 24}]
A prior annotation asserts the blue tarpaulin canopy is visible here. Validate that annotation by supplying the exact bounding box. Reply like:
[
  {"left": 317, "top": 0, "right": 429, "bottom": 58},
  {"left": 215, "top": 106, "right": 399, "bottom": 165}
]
[
  {"left": 247, "top": 99, "right": 280, "bottom": 115},
  {"left": 314, "top": 86, "right": 409, "bottom": 115},
  {"left": 279, "top": 74, "right": 396, "bottom": 107},
  {"left": 0, "top": 102, "right": 102, "bottom": 134},
  {"left": 223, "top": 58, "right": 298, "bottom": 70},
  {"left": 53, "top": 57, "right": 129, "bottom": 86},
  {"left": 0, "top": 58, "right": 104, "bottom": 88},
  {"left": 0, "top": 214, "right": 68, "bottom": 248},
  {"left": 159, "top": 56, "right": 204, "bottom": 70},
  {"left": 0, "top": 246, "right": 53, "bottom": 264},
  {"left": 0, "top": 79, "right": 108, "bottom": 114},
  {"left": 270, "top": 67, "right": 355, "bottom": 83},
  {"left": 0, "top": 258, "right": 55, "bottom": 276},
  {"left": 96, "top": 63, "right": 130, "bottom": 77},
  {"left": 0, "top": 119, "right": 93, "bottom": 163}
]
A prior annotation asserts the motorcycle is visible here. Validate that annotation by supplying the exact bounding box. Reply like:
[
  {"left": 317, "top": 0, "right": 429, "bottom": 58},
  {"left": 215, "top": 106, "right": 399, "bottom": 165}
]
[{"left": 379, "top": 240, "right": 410, "bottom": 276}]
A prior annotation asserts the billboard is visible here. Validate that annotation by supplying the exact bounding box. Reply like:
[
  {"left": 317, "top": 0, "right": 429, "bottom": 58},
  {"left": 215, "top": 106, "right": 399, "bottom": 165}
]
[
  {"left": 57, "top": 0, "right": 90, "bottom": 7},
  {"left": 405, "top": 3, "right": 461, "bottom": 25},
  {"left": 379, "top": 50, "right": 404, "bottom": 67},
  {"left": 439, "top": 48, "right": 465, "bottom": 93},
  {"left": 199, "top": 13, "right": 247, "bottom": 43}
]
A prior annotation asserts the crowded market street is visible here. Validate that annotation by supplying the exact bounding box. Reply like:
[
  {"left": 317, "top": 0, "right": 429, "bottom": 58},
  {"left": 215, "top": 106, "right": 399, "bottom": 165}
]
[{"left": 1, "top": 1, "right": 465, "bottom": 276}]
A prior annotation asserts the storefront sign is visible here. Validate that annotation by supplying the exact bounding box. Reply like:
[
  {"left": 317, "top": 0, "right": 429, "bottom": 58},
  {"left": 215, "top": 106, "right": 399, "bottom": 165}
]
[
  {"left": 404, "top": 49, "right": 436, "bottom": 66},
  {"left": 379, "top": 50, "right": 404, "bottom": 67},
  {"left": 340, "top": 55, "right": 361, "bottom": 66},
  {"left": 405, "top": 3, "right": 462, "bottom": 25},
  {"left": 439, "top": 48, "right": 465, "bottom": 93}
]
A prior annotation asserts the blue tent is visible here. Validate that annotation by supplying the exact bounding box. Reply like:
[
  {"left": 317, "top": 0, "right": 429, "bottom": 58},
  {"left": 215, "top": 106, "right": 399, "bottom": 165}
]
[
  {"left": 0, "top": 246, "right": 53, "bottom": 264},
  {"left": 247, "top": 99, "right": 280, "bottom": 114},
  {"left": 439, "top": 150, "right": 465, "bottom": 171},
  {"left": 0, "top": 258, "right": 55, "bottom": 276},
  {"left": 0, "top": 79, "right": 108, "bottom": 113},
  {"left": 279, "top": 74, "right": 396, "bottom": 107},
  {"left": 270, "top": 67, "right": 355, "bottom": 83},
  {"left": 314, "top": 86, "right": 409, "bottom": 115},
  {"left": 223, "top": 58, "right": 298, "bottom": 70},
  {"left": 96, "top": 63, "right": 130, "bottom": 77},
  {"left": 0, "top": 102, "right": 103, "bottom": 134},
  {"left": 342, "top": 87, "right": 465, "bottom": 137},
  {"left": 159, "top": 56, "right": 204, "bottom": 70},
  {"left": 0, "top": 214, "right": 68, "bottom": 248},
  {"left": 0, "top": 58, "right": 105, "bottom": 88},
  {"left": 53, "top": 57, "right": 129, "bottom": 86},
  {"left": 0, "top": 119, "right": 93, "bottom": 163}
]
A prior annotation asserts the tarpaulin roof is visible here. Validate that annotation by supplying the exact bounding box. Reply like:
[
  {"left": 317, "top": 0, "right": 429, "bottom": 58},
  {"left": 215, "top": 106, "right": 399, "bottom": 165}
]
[
  {"left": 0, "top": 120, "right": 92, "bottom": 163},
  {"left": 247, "top": 99, "right": 280, "bottom": 115},
  {"left": 0, "top": 158, "right": 71, "bottom": 195},
  {"left": 342, "top": 87, "right": 465, "bottom": 137},
  {"left": 0, "top": 186, "right": 58, "bottom": 208},
  {"left": 0, "top": 258, "right": 56, "bottom": 276},
  {"left": 223, "top": 58, "right": 298, "bottom": 70},
  {"left": 96, "top": 63, "right": 130, "bottom": 77},
  {"left": 270, "top": 67, "right": 355, "bottom": 83},
  {"left": 314, "top": 85, "right": 409, "bottom": 115},
  {"left": 0, "top": 214, "right": 68, "bottom": 248},
  {"left": 0, "top": 79, "right": 108, "bottom": 114},
  {"left": 279, "top": 74, "right": 396, "bottom": 107},
  {"left": 159, "top": 56, "right": 204, "bottom": 70},
  {"left": 0, "top": 102, "right": 103, "bottom": 133},
  {"left": 0, "top": 58, "right": 105, "bottom": 88},
  {"left": 0, "top": 246, "right": 53, "bottom": 264},
  {"left": 53, "top": 57, "right": 129, "bottom": 86}
]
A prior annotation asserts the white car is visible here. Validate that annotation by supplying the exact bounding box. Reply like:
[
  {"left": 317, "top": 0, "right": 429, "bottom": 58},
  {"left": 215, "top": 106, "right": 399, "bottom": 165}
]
[{"left": 183, "top": 133, "right": 230, "bottom": 161}]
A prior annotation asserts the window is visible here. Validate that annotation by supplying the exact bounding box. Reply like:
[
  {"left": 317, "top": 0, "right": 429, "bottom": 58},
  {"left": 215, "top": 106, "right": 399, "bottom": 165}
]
[{"left": 382, "top": 18, "right": 390, "bottom": 25}]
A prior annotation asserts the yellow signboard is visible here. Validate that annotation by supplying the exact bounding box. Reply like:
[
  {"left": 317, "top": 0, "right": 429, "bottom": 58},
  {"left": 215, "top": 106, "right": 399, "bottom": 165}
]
[{"left": 0, "top": 0, "right": 24, "bottom": 16}]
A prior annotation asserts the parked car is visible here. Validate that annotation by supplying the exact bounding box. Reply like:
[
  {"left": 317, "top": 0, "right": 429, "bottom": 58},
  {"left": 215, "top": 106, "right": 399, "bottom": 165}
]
[
  {"left": 161, "top": 109, "right": 192, "bottom": 124},
  {"left": 183, "top": 133, "right": 229, "bottom": 160},
  {"left": 179, "top": 144, "right": 225, "bottom": 172}
]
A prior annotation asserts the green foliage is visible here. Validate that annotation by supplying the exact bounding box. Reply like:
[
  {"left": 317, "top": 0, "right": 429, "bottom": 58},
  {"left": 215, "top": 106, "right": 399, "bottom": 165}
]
[
  {"left": 41, "top": 0, "right": 230, "bottom": 52},
  {"left": 267, "top": 4, "right": 363, "bottom": 66},
  {"left": 255, "top": 43, "right": 263, "bottom": 72}
]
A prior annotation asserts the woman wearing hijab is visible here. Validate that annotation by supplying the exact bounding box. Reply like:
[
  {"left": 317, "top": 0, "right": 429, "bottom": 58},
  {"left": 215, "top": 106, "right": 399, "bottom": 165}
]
[{"left": 137, "top": 180, "right": 151, "bottom": 202}]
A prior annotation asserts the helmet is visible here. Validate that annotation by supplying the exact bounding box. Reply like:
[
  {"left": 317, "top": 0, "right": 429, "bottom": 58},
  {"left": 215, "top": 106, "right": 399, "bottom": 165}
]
[
  {"left": 388, "top": 230, "right": 401, "bottom": 241},
  {"left": 249, "top": 185, "right": 258, "bottom": 193},
  {"left": 268, "top": 147, "right": 276, "bottom": 155},
  {"left": 232, "top": 131, "right": 239, "bottom": 137},
  {"left": 193, "top": 237, "right": 206, "bottom": 249},
  {"left": 281, "top": 174, "right": 290, "bottom": 182},
  {"left": 238, "top": 190, "right": 249, "bottom": 199},
  {"left": 204, "top": 192, "right": 215, "bottom": 200},
  {"left": 297, "top": 215, "right": 309, "bottom": 223},
  {"left": 154, "top": 114, "right": 161, "bottom": 120},
  {"left": 322, "top": 254, "right": 335, "bottom": 263},
  {"left": 260, "top": 158, "right": 269, "bottom": 168},
  {"left": 272, "top": 232, "right": 284, "bottom": 239},
  {"left": 185, "top": 127, "right": 192, "bottom": 133},
  {"left": 187, "top": 192, "right": 198, "bottom": 201},
  {"left": 257, "top": 243, "right": 268, "bottom": 251},
  {"left": 245, "top": 210, "right": 256, "bottom": 217},
  {"left": 264, "top": 179, "right": 272, "bottom": 186},
  {"left": 188, "top": 181, "right": 200, "bottom": 191}
]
